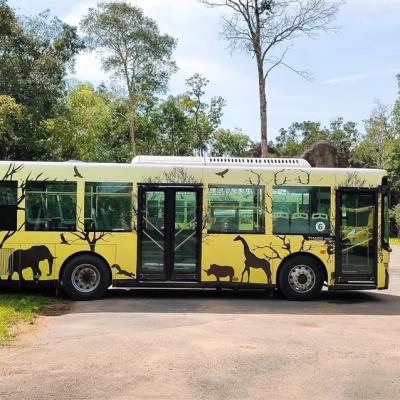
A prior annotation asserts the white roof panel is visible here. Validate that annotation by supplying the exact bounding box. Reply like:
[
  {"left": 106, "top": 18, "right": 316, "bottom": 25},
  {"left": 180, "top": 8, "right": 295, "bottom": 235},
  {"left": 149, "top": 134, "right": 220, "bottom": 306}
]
[{"left": 132, "top": 156, "right": 311, "bottom": 168}]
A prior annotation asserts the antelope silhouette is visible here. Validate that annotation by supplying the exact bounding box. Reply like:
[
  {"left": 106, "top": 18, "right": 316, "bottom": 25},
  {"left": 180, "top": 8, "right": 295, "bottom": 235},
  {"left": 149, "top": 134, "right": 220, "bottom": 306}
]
[{"left": 234, "top": 235, "right": 272, "bottom": 284}]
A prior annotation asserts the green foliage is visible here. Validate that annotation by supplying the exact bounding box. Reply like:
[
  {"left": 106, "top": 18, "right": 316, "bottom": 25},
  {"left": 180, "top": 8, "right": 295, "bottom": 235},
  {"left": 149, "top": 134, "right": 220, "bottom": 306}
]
[
  {"left": 0, "top": 1, "right": 84, "bottom": 160},
  {"left": 390, "top": 204, "right": 400, "bottom": 237},
  {"left": 0, "top": 5, "right": 84, "bottom": 120},
  {"left": 353, "top": 103, "right": 396, "bottom": 169},
  {"left": 0, "top": 95, "right": 22, "bottom": 158},
  {"left": 80, "top": 1, "right": 177, "bottom": 147},
  {"left": 43, "top": 83, "right": 131, "bottom": 162},
  {"left": 212, "top": 128, "right": 253, "bottom": 157},
  {"left": 183, "top": 73, "right": 225, "bottom": 155},
  {"left": 274, "top": 118, "right": 360, "bottom": 161}
]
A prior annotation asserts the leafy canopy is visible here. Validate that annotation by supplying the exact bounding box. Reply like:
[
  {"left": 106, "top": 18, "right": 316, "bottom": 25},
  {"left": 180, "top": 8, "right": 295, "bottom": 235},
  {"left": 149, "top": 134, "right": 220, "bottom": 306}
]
[{"left": 80, "top": 1, "right": 177, "bottom": 103}]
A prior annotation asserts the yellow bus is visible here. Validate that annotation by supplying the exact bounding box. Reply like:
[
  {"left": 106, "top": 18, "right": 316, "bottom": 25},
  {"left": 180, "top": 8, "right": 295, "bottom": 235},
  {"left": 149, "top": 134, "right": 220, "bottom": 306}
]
[{"left": 0, "top": 156, "right": 391, "bottom": 301}]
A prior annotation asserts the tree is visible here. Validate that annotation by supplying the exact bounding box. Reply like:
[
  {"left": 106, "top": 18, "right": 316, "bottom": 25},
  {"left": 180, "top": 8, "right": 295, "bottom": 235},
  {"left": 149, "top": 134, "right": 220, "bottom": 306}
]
[
  {"left": 393, "top": 74, "right": 400, "bottom": 133},
  {"left": 0, "top": 1, "right": 84, "bottom": 160},
  {"left": 182, "top": 73, "right": 225, "bottom": 155},
  {"left": 200, "top": 0, "right": 341, "bottom": 157},
  {"left": 0, "top": 95, "right": 22, "bottom": 158},
  {"left": 212, "top": 128, "right": 253, "bottom": 156},
  {"left": 156, "top": 97, "right": 193, "bottom": 156},
  {"left": 353, "top": 103, "right": 396, "bottom": 170},
  {"left": 43, "top": 83, "right": 132, "bottom": 162},
  {"left": 80, "top": 1, "right": 177, "bottom": 152},
  {"left": 0, "top": 5, "right": 84, "bottom": 121},
  {"left": 274, "top": 118, "right": 360, "bottom": 163}
]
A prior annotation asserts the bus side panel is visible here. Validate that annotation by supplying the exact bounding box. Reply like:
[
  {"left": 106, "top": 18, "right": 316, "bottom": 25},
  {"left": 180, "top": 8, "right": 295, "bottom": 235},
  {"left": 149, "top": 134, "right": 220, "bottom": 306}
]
[
  {"left": 201, "top": 234, "right": 332, "bottom": 286},
  {"left": 112, "top": 233, "right": 137, "bottom": 281}
]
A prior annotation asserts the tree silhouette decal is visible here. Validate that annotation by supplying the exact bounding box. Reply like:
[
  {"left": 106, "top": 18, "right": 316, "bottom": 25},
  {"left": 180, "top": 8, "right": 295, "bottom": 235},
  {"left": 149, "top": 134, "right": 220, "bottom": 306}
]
[
  {"left": 143, "top": 167, "right": 198, "bottom": 184},
  {"left": 60, "top": 209, "right": 112, "bottom": 251},
  {"left": 0, "top": 163, "right": 50, "bottom": 250}
]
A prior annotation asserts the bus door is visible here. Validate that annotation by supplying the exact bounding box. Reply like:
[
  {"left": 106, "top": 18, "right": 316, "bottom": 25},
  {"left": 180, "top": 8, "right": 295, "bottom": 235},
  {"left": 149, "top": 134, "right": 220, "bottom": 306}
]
[
  {"left": 138, "top": 185, "right": 202, "bottom": 281},
  {"left": 335, "top": 189, "right": 378, "bottom": 284}
]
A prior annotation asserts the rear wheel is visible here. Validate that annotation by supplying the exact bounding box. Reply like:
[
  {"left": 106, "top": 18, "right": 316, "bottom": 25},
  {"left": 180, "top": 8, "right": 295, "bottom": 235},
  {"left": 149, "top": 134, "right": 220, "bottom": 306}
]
[
  {"left": 278, "top": 256, "right": 324, "bottom": 301},
  {"left": 62, "top": 255, "right": 110, "bottom": 301}
]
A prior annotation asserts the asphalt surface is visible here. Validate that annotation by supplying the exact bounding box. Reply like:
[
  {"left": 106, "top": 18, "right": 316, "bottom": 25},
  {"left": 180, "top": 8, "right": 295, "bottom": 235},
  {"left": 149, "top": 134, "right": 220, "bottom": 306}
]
[{"left": 0, "top": 251, "right": 400, "bottom": 400}]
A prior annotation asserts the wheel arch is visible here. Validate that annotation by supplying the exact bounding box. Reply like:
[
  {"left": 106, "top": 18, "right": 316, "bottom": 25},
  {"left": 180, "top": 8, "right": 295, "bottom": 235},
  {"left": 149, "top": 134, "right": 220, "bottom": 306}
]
[
  {"left": 59, "top": 251, "right": 112, "bottom": 287},
  {"left": 276, "top": 252, "right": 328, "bottom": 286}
]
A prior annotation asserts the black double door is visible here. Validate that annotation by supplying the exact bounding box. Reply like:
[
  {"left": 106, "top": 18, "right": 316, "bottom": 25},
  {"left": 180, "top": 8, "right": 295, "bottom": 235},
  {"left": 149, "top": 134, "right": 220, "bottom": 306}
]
[
  {"left": 335, "top": 189, "right": 378, "bottom": 284},
  {"left": 138, "top": 186, "right": 202, "bottom": 281}
]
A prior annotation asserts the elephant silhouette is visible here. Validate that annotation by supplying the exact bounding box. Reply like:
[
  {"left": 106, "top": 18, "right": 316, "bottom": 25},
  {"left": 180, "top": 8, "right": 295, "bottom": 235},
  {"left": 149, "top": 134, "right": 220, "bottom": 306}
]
[{"left": 8, "top": 245, "right": 56, "bottom": 281}]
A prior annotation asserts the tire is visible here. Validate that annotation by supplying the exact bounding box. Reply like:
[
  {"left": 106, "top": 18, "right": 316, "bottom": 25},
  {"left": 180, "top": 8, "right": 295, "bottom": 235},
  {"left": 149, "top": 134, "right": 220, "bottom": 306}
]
[
  {"left": 278, "top": 256, "right": 324, "bottom": 301},
  {"left": 62, "top": 255, "right": 110, "bottom": 301}
]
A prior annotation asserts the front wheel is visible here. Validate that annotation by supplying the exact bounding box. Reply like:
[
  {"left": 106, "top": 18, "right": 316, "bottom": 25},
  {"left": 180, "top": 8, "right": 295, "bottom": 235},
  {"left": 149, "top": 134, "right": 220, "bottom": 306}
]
[
  {"left": 278, "top": 256, "right": 324, "bottom": 301},
  {"left": 62, "top": 255, "right": 110, "bottom": 301}
]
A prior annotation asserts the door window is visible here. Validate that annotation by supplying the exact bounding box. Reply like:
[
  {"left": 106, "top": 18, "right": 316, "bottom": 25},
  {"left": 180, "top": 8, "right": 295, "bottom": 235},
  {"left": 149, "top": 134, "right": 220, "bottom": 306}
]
[
  {"left": 339, "top": 192, "right": 376, "bottom": 279},
  {"left": 140, "top": 191, "right": 165, "bottom": 278},
  {"left": 139, "top": 188, "right": 200, "bottom": 281}
]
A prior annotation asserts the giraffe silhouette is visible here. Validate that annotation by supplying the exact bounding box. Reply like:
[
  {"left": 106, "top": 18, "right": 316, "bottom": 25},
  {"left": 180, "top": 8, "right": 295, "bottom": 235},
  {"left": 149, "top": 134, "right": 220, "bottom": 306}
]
[{"left": 234, "top": 235, "right": 272, "bottom": 284}]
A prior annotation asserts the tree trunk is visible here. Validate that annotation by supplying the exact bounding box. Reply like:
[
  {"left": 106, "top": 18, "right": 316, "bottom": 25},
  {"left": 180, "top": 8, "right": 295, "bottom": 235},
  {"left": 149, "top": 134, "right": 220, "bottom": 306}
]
[
  {"left": 129, "top": 112, "right": 136, "bottom": 153},
  {"left": 257, "top": 59, "right": 268, "bottom": 158},
  {"left": 128, "top": 95, "right": 137, "bottom": 154}
]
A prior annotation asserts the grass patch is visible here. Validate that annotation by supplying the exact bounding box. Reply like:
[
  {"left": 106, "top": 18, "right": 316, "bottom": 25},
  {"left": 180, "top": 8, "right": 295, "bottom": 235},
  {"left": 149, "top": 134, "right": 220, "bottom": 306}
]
[
  {"left": 390, "top": 238, "right": 400, "bottom": 245},
  {"left": 0, "top": 294, "right": 53, "bottom": 344}
]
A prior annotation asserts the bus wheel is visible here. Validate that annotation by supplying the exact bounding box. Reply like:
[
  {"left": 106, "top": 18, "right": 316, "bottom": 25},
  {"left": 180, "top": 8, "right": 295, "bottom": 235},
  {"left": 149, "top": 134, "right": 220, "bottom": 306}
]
[
  {"left": 278, "top": 256, "right": 323, "bottom": 301},
  {"left": 62, "top": 255, "right": 110, "bottom": 301}
]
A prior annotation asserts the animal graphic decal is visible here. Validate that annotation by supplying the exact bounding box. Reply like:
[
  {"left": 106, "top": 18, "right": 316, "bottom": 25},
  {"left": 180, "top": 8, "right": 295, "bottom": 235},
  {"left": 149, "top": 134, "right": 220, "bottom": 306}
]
[
  {"left": 112, "top": 264, "right": 135, "bottom": 279},
  {"left": 8, "top": 245, "right": 55, "bottom": 281},
  {"left": 61, "top": 229, "right": 111, "bottom": 252},
  {"left": 204, "top": 264, "right": 234, "bottom": 282},
  {"left": 73, "top": 166, "right": 84, "bottom": 178},
  {"left": 234, "top": 235, "right": 272, "bottom": 284},
  {"left": 215, "top": 169, "right": 229, "bottom": 178},
  {"left": 60, "top": 233, "right": 70, "bottom": 245}
]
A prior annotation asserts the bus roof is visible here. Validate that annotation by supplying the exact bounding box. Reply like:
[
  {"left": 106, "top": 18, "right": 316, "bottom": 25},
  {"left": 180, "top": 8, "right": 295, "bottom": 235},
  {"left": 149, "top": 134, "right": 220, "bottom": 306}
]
[{"left": 131, "top": 156, "right": 312, "bottom": 168}]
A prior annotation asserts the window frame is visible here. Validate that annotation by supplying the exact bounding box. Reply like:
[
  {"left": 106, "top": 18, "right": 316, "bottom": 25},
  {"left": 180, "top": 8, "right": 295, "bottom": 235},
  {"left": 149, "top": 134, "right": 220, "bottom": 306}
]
[
  {"left": 382, "top": 189, "right": 391, "bottom": 250},
  {"left": 25, "top": 181, "right": 77, "bottom": 232},
  {"left": 272, "top": 186, "right": 332, "bottom": 236},
  {"left": 207, "top": 184, "right": 265, "bottom": 234},
  {"left": 0, "top": 181, "right": 18, "bottom": 232},
  {"left": 84, "top": 182, "right": 133, "bottom": 233}
]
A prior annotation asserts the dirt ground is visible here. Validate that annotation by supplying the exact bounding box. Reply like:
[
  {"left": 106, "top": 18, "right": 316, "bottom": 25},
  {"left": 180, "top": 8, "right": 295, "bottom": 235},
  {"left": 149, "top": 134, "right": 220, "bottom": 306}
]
[{"left": 0, "top": 250, "right": 399, "bottom": 400}]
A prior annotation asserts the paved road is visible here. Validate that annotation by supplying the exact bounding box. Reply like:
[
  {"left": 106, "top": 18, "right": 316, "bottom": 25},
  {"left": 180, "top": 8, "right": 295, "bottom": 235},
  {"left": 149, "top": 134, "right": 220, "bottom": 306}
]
[{"left": 0, "top": 251, "right": 400, "bottom": 400}]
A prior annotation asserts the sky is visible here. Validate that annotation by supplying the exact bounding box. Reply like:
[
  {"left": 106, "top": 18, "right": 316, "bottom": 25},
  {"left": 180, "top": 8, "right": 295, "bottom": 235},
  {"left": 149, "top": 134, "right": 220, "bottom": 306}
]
[{"left": 9, "top": 0, "right": 400, "bottom": 143}]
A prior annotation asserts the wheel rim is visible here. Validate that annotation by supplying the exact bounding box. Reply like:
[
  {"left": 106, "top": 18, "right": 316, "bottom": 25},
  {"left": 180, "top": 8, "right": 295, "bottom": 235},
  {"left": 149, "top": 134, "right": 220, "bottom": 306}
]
[
  {"left": 71, "top": 264, "right": 100, "bottom": 293},
  {"left": 288, "top": 264, "right": 316, "bottom": 293}
]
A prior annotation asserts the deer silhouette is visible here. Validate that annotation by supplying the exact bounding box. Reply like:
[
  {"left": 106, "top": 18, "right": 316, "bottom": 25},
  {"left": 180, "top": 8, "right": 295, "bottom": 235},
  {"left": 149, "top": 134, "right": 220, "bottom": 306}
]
[{"left": 234, "top": 235, "right": 272, "bottom": 284}]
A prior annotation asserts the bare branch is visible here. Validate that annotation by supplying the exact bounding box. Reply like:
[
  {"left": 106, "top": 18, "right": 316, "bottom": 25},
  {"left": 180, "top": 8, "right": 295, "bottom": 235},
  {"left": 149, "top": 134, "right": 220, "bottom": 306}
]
[
  {"left": 199, "top": 0, "right": 342, "bottom": 156},
  {"left": 1, "top": 163, "right": 24, "bottom": 181},
  {"left": 296, "top": 169, "right": 311, "bottom": 184},
  {"left": 274, "top": 169, "right": 290, "bottom": 185}
]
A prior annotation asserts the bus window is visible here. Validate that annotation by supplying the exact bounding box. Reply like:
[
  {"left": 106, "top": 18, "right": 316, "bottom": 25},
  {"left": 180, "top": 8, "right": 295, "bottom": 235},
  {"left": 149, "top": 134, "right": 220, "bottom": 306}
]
[
  {"left": 208, "top": 186, "right": 264, "bottom": 233},
  {"left": 84, "top": 182, "right": 132, "bottom": 232},
  {"left": 0, "top": 181, "right": 17, "bottom": 231},
  {"left": 272, "top": 187, "right": 331, "bottom": 235},
  {"left": 25, "top": 182, "right": 77, "bottom": 231}
]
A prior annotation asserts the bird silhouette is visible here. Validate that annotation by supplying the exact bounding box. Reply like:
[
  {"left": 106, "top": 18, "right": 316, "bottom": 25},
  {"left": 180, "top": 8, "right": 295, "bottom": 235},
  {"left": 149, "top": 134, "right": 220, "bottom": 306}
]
[
  {"left": 60, "top": 233, "right": 70, "bottom": 245},
  {"left": 73, "top": 166, "right": 84, "bottom": 178},
  {"left": 215, "top": 169, "right": 229, "bottom": 178}
]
